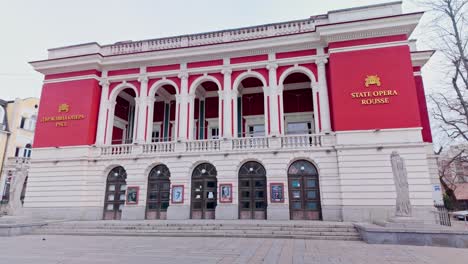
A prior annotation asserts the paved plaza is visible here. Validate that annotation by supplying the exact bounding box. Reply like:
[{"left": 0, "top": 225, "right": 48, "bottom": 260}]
[{"left": 0, "top": 235, "right": 467, "bottom": 264}]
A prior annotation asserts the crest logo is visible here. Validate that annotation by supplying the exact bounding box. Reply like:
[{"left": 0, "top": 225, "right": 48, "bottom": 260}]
[
  {"left": 58, "top": 103, "right": 69, "bottom": 113},
  {"left": 365, "top": 75, "right": 381, "bottom": 87}
]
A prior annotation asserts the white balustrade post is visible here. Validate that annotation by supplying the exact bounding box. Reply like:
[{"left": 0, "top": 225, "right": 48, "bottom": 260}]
[
  {"left": 316, "top": 56, "right": 331, "bottom": 132},
  {"left": 177, "top": 71, "right": 189, "bottom": 141},
  {"left": 267, "top": 62, "right": 280, "bottom": 136},
  {"left": 221, "top": 67, "right": 233, "bottom": 138},
  {"left": 96, "top": 77, "right": 109, "bottom": 145},
  {"left": 136, "top": 74, "right": 148, "bottom": 143}
]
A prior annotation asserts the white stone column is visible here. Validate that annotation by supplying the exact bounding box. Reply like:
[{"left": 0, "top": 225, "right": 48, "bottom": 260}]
[
  {"left": 221, "top": 68, "right": 233, "bottom": 138},
  {"left": 174, "top": 95, "right": 181, "bottom": 141},
  {"left": 316, "top": 57, "right": 331, "bottom": 132},
  {"left": 267, "top": 63, "right": 280, "bottom": 136},
  {"left": 188, "top": 94, "right": 196, "bottom": 140},
  {"left": 263, "top": 88, "right": 270, "bottom": 137},
  {"left": 217, "top": 90, "right": 225, "bottom": 138},
  {"left": 95, "top": 78, "right": 109, "bottom": 145},
  {"left": 105, "top": 101, "right": 116, "bottom": 145},
  {"left": 278, "top": 85, "right": 285, "bottom": 135},
  {"left": 135, "top": 75, "right": 148, "bottom": 143},
  {"left": 145, "top": 97, "right": 156, "bottom": 142},
  {"left": 132, "top": 100, "right": 140, "bottom": 143},
  {"left": 177, "top": 71, "right": 189, "bottom": 141},
  {"left": 231, "top": 89, "right": 239, "bottom": 138},
  {"left": 312, "top": 85, "right": 320, "bottom": 134}
]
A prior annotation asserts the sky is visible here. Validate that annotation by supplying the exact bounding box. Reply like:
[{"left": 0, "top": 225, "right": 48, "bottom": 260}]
[{"left": 0, "top": 0, "right": 435, "bottom": 101}]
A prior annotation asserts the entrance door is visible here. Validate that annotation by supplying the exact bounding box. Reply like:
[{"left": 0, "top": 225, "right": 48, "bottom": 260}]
[
  {"left": 239, "top": 161, "right": 267, "bottom": 219},
  {"left": 288, "top": 160, "right": 321, "bottom": 220},
  {"left": 103, "top": 166, "right": 127, "bottom": 220},
  {"left": 191, "top": 163, "right": 217, "bottom": 219},
  {"left": 146, "top": 164, "right": 171, "bottom": 220}
]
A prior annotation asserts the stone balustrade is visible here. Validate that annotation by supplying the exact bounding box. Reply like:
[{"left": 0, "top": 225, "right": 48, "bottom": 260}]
[
  {"left": 101, "top": 19, "right": 315, "bottom": 56},
  {"left": 99, "top": 134, "right": 332, "bottom": 157}
]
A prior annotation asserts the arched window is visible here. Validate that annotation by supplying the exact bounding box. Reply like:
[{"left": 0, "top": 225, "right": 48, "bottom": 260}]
[
  {"left": 192, "top": 163, "right": 217, "bottom": 178},
  {"left": 288, "top": 160, "right": 321, "bottom": 220},
  {"left": 288, "top": 160, "right": 318, "bottom": 176},
  {"left": 23, "top": 143, "right": 32, "bottom": 158}
]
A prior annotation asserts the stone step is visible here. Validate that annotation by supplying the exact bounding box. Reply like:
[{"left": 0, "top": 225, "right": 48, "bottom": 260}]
[
  {"left": 34, "top": 227, "right": 359, "bottom": 237},
  {"left": 32, "top": 230, "right": 361, "bottom": 241},
  {"left": 37, "top": 225, "right": 356, "bottom": 232}
]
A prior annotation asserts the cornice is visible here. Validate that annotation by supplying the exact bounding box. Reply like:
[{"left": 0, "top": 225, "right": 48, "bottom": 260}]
[{"left": 411, "top": 50, "right": 435, "bottom": 68}]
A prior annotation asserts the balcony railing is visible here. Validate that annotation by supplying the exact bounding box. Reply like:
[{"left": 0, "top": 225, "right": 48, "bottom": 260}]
[
  {"left": 281, "top": 134, "right": 322, "bottom": 148},
  {"left": 98, "top": 134, "right": 331, "bottom": 157},
  {"left": 232, "top": 137, "right": 269, "bottom": 150},
  {"left": 185, "top": 139, "right": 221, "bottom": 152},
  {"left": 143, "top": 142, "right": 175, "bottom": 154}
]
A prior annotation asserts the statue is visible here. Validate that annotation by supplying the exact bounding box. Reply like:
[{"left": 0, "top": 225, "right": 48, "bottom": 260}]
[{"left": 390, "top": 151, "right": 412, "bottom": 217}]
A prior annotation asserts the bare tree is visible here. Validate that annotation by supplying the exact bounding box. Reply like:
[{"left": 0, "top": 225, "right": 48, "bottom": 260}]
[{"left": 421, "top": 0, "right": 468, "bottom": 142}]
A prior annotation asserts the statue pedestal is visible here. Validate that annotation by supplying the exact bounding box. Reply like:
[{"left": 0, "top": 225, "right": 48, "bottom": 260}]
[{"left": 374, "top": 216, "right": 430, "bottom": 228}]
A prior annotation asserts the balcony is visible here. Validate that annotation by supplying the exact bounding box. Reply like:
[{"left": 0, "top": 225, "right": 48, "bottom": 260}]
[{"left": 97, "top": 133, "right": 334, "bottom": 158}]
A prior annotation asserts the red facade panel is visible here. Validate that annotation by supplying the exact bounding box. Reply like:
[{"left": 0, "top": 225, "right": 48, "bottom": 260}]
[
  {"left": 108, "top": 68, "right": 139, "bottom": 76},
  {"left": 230, "top": 54, "right": 268, "bottom": 64},
  {"left": 276, "top": 50, "right": 317, "bottom": 59},
  {"left": 34, "top": 79, "right": 101, "bottom": 147},
  {"left": 328, "top": 45, "right": 422, "bottom": 131}
]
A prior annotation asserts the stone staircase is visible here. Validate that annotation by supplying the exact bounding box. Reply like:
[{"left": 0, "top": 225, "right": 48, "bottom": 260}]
[{"left": 32, "top": 220, "right": 361, "bottom": 241}]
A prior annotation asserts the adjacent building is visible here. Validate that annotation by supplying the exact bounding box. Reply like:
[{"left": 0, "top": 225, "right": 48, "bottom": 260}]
[
  {"left": 0, "top": 97, "right": 39, "bottom": 212},
  {"left": 27, "top": 2, "right": 440, "bottom": 222}
]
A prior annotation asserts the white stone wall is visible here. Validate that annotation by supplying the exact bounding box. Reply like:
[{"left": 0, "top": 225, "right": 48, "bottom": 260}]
[{"left": 23, "top": 128, "right": 437, "bottom": 223}]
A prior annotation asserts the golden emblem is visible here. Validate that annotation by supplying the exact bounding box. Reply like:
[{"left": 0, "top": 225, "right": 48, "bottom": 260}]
[
  {"left": 58, "top": 103, "right": 70, "bottom": 113},
  {"left": 365, "top": 75, "right": 381, "bottom": 87}
]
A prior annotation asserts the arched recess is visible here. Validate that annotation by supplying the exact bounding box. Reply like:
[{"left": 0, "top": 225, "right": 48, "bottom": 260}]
[
  {"left": 288, "top": 160, "right": 322, "bottom": 220},
  {"left": 278, "top": 67, "right": 319, "bottom": 135},
  {"left": 238, "top": 161, "right": 267, "bottom": 219},
  {"left": 146, "top": 164, "right": 171, "bottom": 219},
  {"left": 232, "top": 72, "right": 268, "bottom": 137},
  {"left": 191, "top": 162, "right": 217, "bottom": 219},
  {"left": 108, "top": 83, "right": 139, "bottom": 144},
  {"left": 189, "top": 76, "right": 222, "bottom": 140},
  {"left": 103, "top": 166, "right": 127, "bottom": 220},
  {"left": 148, "top": 80, "right": 179, "bottom": 142}
]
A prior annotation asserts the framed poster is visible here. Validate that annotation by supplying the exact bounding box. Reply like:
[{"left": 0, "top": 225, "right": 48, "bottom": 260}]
[
  {"left": 270, "top": 183, "right": 284, "bottom": 203},
  {"left": 171, "top": 185, "right": 184, "bottom": 204},
  {"left": 219, "top": 184, "right": 233, "bottom": 203},
  {"left": 126, "top": 186, "right": 139, "bottom": 205}
]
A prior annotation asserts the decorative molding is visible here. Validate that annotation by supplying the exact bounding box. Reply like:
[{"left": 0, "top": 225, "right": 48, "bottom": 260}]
[
  {"left": 329, "top": 40, "right": 409, "bottom": 54},
  {"left": 43, "top": 75, "right": 100, "bottom": 84}
]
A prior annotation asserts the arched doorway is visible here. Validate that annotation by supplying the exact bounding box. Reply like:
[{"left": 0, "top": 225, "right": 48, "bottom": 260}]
[
  {"left": 288, "top": 160, "right": 321, "bottom": 220},
  {"left": 190, "top": 78, "right": 222, "bottom": 140},
  {"left": 191, "top": 163, "right": 217, "bottom": 219},
  {"left": 281, "top": 72, "right": 317, "bottom": 135},
  {"left": 233, "top": 75, "right": 267, "bottom": 137},
  {"left": 111, "top": 88, "right": 137, "bottom": 144},
  {"left": 238, "top": 161, "right": 267, "bottom": 219},
  {"left": 103, "top": 166, "right": 127, "bottom": 220},
  {"left": 146, "top": 164, "right": 171, "bottom": 220}
]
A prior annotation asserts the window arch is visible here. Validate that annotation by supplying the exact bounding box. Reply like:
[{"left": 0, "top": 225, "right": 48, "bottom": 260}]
[
  {"left": 239, "top": 161, "right": 266, "bottom": 177},
  {"left": 238, "top": 161, "right": 267, "bottom": 219},
  {"left": 288, "top": 160, "right": 318, "bottom": 176},
  {"left": 149, "top": 164, "right": 171, "bottom": 179},
  {"left": 192, "top": 163, "right": 217, "bottom": 178},
  {"left": 103, "top": 166, "right": 127, "bottom": 220},
  {"left": 146, "top": 164, "right": 171, "bottom": 219}
]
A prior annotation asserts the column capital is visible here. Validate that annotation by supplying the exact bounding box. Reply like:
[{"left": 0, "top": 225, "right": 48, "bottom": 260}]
[
  {"left": 217, "top": 90, "right": 225, "bottom": 99},
  {"left": 99, "top": 78, "right": 110, "bottom": 87},
  {"left": 108, "top": 101, "right": 117, "bottom": 108},
  {"left": 221, "top": 67, "right": 232, "bottom": 76},
  {"left": 315, "top": 57, "right": 328, "bottom": 66},
  {"left": 138, "top": 74, "right": 148, "bottom": 83},
  {"left": 266, "top": 63, "right": 278, "bottom": 71},
  {"left": 187, "top": 94, "right": 196, "bottom": 100},
  {"left": 178, "top": 71, "right": 189, "bottom": 80}
]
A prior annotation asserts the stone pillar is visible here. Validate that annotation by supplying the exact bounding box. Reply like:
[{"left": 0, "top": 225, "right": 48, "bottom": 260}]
[
  {"left": 135, "top": 75, "right": 148, "bottom": 143},
  {"left": 95, "top": 78, "right": 109, "bottom": 145},
  {"left": 267, "top": 63, "right": 280, "bottom": 136},
  {"left": 174, "top": 95, "right": 181, "bottom": 141},
  {"left": 312, "top": 85, "right": 320, "bottom": 133},
  {"left": 316, "top": 57, "right": 331, "bottom": 132},
  {"left": 231, "top": 89, "right": 239, "bottom": 138},
  {"left": 217, "top": 90, "right": 224, "bottom": 138},
  {"left": 263, "top": 88, "right": 270, "bottom": 136},
  {"left": 277, "top": 85, "right": 285, "bottom": 135},
  {"left": 177, "top": 71, "right": 189, "bottom": 141},
  {"left": 221, "top": 68, "right": 233, "bottom": 138},
  {"left": 145, "top": 97, "right": 156, "bottom": 142},
  {"left": 187, "top": 94, "right": 196, "bottom": 140},
  {"left": 105, "top": 101, "right": 116, "bottom": 145}
]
